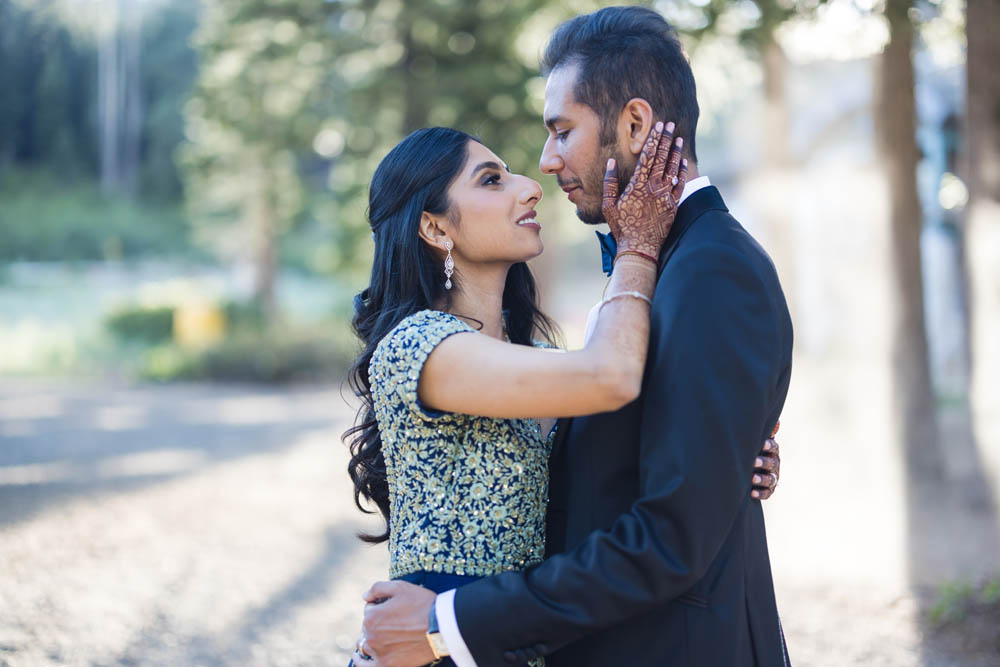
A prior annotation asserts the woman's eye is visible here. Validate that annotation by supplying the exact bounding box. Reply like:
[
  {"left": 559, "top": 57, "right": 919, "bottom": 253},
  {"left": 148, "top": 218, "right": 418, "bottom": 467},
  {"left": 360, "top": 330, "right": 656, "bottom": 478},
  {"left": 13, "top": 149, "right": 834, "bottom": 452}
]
[{"left": 482, "top": 173, "right": 502, "bottom": 186}]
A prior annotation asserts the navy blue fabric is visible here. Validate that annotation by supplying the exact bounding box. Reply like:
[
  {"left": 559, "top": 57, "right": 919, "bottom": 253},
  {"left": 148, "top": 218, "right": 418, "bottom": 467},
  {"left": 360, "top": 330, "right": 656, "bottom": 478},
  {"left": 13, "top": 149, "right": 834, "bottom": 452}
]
[{"left": 397, "top": 570, "right": 483, "bottom": 593}]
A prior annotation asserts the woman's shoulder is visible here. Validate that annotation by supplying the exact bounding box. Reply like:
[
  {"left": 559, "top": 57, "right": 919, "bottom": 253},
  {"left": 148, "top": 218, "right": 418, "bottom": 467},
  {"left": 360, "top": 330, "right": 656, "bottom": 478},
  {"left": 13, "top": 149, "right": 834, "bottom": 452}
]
[
  {"left": 373, "top": 310, "right": 474, "bottom": 364},
  {"left": 370, "top": 310, "right": 476, "bottom": 420},
  {"left": 386, "top": 309, "right": 472, "bottom": 342}
]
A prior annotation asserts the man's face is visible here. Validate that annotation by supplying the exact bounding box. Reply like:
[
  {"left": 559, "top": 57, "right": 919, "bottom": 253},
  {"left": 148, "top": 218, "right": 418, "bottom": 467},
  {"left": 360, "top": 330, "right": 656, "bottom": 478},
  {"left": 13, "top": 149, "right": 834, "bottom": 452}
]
[{"left": 539, "top": 63, "right": 630, "bottom": 225}]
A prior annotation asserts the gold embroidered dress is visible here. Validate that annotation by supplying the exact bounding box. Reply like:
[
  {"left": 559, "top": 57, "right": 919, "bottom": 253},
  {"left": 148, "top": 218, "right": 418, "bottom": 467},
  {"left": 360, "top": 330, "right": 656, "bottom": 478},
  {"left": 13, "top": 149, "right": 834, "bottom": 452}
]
[{"left": 370, "top": 309, "right": 555, "bottom": 580}]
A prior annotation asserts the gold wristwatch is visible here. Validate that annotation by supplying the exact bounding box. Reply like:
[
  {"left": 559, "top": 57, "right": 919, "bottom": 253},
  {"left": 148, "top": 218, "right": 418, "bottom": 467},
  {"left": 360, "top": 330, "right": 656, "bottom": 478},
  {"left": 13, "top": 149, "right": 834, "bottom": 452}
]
[{"left": 427, "top": 604, "right": 450, "bottom": 661}]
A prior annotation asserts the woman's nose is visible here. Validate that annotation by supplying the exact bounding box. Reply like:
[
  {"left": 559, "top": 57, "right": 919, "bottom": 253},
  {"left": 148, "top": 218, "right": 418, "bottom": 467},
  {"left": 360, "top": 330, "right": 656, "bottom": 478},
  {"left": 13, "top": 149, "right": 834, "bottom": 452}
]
[{"left": 519, "top": 176, "right": 543, "bottom": 205}]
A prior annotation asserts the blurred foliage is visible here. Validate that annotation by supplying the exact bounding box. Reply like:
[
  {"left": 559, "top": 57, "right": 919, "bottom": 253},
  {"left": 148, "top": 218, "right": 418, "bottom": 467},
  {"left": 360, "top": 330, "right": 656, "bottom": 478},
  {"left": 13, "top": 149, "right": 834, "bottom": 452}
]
[
  {"left": 0, "top": 0, "right": 199, "bottom": 261},
  {"left": 927, "top": 571, "right": 1000, "bottom": 661},
  {"left": 0, "top": 168, "right": 194, "bottom": 261},
  {"left": 105, "top": 304, "right": 174, "bottom": 344},
  {"left": 0, "top": 0, "right": 198, "bottom": 200},
  {"left": 929, "top": 571, "right": 1000, "bottom": 626},
  {"left": 666, "top": 0, "right": 827, "bottom": 46},
  {"left": 176, "top": 0, "right": 607, "bottom": 301},
  {"left": 179, "top": 0, "right": 337, "bottom": 316},
  {"left": 929, "top": 579, "right": 976, "bottom": 625},
  {"left": 140, "top": 324, "right": 356, "bottom": 383},
  {"left": 0, "top": 0, "right": 97, "bottom": 176},
  {"left": 101, "top": 298, "right": 355, "bottom": 382}
]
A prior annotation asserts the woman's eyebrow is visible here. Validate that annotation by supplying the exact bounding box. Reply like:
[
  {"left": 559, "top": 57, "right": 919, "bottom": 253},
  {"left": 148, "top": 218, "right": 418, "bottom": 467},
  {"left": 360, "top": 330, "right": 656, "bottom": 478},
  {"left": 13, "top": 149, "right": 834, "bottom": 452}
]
[{"left": 469, "top": 161, "right": 511, "bottom": 177}]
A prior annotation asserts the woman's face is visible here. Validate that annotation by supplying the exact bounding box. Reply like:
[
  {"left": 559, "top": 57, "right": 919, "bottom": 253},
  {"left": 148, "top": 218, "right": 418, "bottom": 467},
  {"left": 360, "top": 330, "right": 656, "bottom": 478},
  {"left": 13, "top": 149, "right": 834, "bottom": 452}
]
[{"left": 437, "top": 140, "right": 545, "bottom": 266}]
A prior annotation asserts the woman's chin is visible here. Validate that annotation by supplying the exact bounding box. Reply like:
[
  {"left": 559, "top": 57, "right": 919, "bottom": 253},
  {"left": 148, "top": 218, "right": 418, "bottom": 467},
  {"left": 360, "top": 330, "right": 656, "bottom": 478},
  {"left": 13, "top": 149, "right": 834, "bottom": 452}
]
[{"left": 505, "top": 239, "right": 544, "bottom": 264}]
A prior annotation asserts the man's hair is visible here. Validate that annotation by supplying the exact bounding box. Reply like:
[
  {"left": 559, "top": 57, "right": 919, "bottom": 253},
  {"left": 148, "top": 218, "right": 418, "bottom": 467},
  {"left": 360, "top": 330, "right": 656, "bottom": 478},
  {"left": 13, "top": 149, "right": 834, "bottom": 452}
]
[{"left": 542, "top": 5, "right": 699, "bottom": 163}]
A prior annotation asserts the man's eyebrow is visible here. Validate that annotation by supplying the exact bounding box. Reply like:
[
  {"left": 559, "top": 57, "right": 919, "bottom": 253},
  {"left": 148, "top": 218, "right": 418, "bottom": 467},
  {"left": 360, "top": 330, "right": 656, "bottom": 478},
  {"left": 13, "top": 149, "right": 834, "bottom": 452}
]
[
  {"left": 544, "top": 115, "right": 566, "bottom": 130},
  {"left": 469, "top": 161, "right": 510, "bottom": 177}
]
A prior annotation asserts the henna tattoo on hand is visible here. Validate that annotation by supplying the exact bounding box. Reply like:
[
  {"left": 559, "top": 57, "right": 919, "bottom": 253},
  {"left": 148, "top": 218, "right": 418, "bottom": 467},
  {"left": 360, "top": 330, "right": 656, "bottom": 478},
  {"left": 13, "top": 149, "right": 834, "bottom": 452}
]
[{"left": 602, "top": 121, "right": 689, "bottom": 260}]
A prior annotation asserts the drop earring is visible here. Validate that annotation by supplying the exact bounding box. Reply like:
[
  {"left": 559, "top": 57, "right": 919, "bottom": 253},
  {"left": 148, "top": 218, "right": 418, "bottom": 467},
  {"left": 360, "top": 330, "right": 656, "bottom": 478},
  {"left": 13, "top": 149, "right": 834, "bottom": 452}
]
[{"left": 444, "top": 239, "right": 454, "bottom": 290}]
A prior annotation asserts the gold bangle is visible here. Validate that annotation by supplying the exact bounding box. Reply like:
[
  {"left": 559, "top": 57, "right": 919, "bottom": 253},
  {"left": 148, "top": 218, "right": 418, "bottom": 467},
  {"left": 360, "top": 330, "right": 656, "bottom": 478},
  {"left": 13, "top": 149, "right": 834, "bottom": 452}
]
[{"left": 599, "top": 290, "right": 653, "bottom": 313}]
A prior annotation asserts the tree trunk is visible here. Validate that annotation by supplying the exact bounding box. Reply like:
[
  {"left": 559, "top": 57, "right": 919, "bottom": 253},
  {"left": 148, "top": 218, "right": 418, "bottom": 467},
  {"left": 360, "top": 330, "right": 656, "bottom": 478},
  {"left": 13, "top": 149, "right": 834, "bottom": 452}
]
[
  {"left": 122, "top": 0, "right": 142, "bottom": 195},
  {"left": 755, "top": 34, "right": 799, "bottom": 325},
  {"left": 248, "top": 158, "right": 278, "bottom": 326},
  {"left": 762, "top": 36, "right": 791, "bottom": 168},
  {"left": 964, "top": 0, "right": 1000, "bottom": 459},
  {"left": 98, "top": 2, "right": 121, "bottom": 195},
  {"left": 877, "top": 0, "right": 941, "bottom": 474}
]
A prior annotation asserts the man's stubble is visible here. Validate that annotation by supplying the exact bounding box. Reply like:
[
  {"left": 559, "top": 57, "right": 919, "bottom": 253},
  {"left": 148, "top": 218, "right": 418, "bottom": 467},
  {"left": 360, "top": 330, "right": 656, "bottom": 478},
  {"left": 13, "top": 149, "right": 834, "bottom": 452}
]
[{"left": 575, "top": 140, "right": 634, "bottom": 226}]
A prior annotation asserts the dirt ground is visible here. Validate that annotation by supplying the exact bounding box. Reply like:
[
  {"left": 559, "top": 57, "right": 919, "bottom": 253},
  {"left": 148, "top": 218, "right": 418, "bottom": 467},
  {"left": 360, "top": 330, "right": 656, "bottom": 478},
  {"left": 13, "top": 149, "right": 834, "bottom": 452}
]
[{"left": 0, "top": 378, "right": 997, "bottom": 666}]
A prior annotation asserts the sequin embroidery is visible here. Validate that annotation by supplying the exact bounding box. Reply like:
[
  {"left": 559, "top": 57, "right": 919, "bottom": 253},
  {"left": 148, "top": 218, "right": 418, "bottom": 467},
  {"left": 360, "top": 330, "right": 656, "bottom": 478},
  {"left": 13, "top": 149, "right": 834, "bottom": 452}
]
[{"left": 370, "top": 309, "right": 555, "bottom": 580}]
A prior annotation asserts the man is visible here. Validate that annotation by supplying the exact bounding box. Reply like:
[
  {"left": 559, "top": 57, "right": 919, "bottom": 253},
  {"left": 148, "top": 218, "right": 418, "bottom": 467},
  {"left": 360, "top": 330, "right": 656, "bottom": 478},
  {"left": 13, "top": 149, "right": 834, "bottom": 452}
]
[{"left": 358, "top": 6, "right": 792, "bottom": 666}]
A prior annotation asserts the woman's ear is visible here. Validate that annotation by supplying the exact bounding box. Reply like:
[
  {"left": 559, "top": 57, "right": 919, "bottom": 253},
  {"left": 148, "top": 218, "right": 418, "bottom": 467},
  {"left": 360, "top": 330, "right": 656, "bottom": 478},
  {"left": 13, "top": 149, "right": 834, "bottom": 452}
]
[
  {"left": 418, "top": 211, "right": 450, "bottom": 251},
  {"left": 617, "top": 98, "right": 655, "bottom": 156}
]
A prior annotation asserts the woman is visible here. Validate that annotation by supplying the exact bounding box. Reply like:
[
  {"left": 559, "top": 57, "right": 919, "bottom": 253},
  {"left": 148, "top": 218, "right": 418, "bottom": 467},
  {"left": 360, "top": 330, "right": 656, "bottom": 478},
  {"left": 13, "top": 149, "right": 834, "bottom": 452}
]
[{"left": 346, "top": 125, "right": 778, "bottom": 665}]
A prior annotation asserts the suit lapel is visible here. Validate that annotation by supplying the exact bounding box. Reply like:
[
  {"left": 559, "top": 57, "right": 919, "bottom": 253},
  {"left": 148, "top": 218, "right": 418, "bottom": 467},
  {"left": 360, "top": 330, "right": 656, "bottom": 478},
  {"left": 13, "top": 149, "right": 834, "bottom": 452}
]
[{"left": 657, "top": 185, "right": 728, "bottom": 274}]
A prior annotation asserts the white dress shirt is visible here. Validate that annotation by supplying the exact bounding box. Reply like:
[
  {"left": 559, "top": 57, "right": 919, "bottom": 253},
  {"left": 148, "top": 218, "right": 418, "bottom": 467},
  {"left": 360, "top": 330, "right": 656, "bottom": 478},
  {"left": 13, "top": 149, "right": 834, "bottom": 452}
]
[{"left": 436, "top": 175, "right": 712, "bottom": 667}]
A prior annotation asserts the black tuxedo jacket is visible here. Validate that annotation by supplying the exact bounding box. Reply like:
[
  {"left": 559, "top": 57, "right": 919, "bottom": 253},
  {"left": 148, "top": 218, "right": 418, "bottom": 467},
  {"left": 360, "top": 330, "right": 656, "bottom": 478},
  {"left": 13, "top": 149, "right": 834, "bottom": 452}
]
[{"left": 453, "top": 186, "right": 794, "bottom": 666}]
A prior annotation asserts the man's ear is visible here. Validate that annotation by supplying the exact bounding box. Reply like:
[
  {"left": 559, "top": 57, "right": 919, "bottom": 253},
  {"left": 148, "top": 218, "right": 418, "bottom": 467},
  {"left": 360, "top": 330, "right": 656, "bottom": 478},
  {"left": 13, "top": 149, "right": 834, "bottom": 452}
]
[
  {"left": 418, "top": 211, "right": 450, "bottom": 251},
  {"left": 617, "top": 98, "right": 656, "bottom": 156}
]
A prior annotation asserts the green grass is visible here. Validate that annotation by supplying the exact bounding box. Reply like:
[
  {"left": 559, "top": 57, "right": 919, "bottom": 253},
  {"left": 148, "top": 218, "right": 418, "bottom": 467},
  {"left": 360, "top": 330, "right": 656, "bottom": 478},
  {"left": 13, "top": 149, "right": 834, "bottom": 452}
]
[{"left": 929, "top": 571, "right": 1000, "bottom": 627}]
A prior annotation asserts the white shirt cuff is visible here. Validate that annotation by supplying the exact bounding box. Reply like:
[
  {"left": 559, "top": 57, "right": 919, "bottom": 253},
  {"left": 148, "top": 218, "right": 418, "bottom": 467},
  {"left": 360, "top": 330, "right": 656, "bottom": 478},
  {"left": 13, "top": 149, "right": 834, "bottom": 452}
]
[{"left": 435, "top": 589, "right": 478, "bottom": 667}]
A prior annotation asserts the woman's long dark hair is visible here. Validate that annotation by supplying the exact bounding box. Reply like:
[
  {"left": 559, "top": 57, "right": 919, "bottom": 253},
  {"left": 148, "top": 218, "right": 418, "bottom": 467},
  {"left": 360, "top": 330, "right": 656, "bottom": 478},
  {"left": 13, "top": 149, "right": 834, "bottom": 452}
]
[{"left": 345, "top": 127, "right": 559, "bottom": 543}]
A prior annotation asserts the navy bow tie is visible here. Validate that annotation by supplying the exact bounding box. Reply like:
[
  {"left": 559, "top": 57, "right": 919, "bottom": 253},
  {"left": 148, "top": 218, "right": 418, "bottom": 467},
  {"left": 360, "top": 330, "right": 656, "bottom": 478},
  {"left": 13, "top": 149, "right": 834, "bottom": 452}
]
[{"left": 596, "top": 230, "right": 618, "bottom": 276}]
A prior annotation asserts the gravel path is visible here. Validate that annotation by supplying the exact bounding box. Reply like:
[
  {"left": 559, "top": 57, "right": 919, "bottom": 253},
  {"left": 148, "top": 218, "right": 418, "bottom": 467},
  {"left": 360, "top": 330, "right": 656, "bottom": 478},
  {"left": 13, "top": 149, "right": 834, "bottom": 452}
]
[{"left": 0, "top": 378, "right": 997, "bottom": 666}]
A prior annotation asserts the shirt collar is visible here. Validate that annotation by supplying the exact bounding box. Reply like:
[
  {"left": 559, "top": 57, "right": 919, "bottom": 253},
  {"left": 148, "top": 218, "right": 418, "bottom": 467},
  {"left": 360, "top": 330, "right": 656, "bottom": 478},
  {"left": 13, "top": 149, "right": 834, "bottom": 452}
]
[{"left": 678, "top": 175, "right": 710, "bottom": 207}]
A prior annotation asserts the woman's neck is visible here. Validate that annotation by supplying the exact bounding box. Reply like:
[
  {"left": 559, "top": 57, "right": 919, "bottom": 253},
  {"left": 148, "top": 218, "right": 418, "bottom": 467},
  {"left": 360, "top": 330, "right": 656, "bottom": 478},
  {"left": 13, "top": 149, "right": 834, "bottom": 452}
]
[{"left": 445, "top": 264, "right": 509, "bottom": 341}]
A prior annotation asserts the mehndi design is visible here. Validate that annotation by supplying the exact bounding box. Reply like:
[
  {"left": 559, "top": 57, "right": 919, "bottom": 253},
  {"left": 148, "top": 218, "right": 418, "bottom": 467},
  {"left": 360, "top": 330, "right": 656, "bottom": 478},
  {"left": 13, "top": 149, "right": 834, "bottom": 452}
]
[{"left": 602, "top": 121, "right": 689, "bottom": 262}]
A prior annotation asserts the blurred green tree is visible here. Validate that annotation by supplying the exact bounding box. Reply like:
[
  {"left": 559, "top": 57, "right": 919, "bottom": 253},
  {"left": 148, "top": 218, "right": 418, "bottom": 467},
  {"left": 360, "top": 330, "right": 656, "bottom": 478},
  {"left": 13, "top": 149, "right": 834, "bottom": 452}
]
[
  {"left": 681, "top": 0, "right": 827, "bottom": 166},
  {"left": 0, "top": 0, "right": 199, "bottom": 261},
  {"left": 318, "top": 0, "right": 575, "bottom": 283},
  {"left": 0, "top": 0, "right": 96, "bottom": 174},
  {"left": 180, "top": 0, "right": 339, "bottom": 322},
  {"left": 0, "top": 0, "right": 197, "bottom": 198}
]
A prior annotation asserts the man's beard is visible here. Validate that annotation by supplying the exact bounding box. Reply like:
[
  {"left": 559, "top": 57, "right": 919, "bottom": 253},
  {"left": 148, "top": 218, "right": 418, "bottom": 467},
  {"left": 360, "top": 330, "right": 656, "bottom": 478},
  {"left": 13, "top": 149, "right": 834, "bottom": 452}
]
[{"left": 574, "top": 145, "right": 632, "bottom": 225}]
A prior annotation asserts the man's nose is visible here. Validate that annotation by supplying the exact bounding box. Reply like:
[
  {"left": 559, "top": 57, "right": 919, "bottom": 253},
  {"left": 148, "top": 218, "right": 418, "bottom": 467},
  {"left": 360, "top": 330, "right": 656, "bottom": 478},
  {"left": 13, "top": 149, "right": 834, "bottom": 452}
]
[{"left": 539, "top": 137, "right": 562, "bottom": 175}]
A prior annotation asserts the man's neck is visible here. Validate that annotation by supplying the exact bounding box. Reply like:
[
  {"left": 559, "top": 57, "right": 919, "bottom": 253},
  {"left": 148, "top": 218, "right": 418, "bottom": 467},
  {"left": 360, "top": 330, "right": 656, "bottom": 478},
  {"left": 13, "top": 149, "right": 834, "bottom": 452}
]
[{"left": 685, "top": 160, "right": 700, "bottom": 181}]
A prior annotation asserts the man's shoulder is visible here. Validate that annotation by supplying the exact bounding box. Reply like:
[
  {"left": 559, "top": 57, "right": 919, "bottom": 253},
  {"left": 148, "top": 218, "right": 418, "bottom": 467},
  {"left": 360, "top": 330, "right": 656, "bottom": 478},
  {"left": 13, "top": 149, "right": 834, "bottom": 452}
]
[{"left": 665, "top": 208, "right": 777, "bottom": 281}]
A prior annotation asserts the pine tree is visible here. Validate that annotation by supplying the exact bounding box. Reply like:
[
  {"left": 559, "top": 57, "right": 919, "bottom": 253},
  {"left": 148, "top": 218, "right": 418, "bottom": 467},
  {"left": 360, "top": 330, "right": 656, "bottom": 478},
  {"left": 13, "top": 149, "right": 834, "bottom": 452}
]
[{"left": 180, "top": 0, "right": 338, "bottom": 322}]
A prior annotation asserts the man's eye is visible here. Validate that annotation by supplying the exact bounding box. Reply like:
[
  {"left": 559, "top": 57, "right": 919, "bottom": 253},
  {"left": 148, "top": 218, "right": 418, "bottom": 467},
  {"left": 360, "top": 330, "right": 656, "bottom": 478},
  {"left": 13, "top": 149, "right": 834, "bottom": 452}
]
[{"left": 557, "top": 130, "right": 570, "bottom": 142}]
